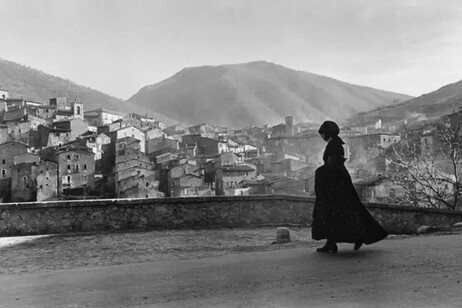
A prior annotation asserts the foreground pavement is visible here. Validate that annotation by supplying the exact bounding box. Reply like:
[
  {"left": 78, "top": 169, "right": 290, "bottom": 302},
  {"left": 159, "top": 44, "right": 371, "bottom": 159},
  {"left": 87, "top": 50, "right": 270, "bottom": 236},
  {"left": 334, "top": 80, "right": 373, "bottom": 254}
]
[{"left": 0, "top": 234, "right": 461, "bottom": 308}]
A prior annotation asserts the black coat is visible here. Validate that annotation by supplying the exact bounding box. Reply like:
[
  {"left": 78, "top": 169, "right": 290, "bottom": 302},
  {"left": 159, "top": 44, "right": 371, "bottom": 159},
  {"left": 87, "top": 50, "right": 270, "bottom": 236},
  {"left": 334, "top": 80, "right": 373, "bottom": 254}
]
[{"left": 311, "top": 136, "right": 388, "bottom": 244}]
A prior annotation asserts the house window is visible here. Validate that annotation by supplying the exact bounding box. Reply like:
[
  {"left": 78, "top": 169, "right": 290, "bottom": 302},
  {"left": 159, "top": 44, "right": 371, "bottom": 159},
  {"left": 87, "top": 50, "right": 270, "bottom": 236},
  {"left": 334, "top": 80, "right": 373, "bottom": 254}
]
[
  {"left": 75, "top": 165, "right": 79, "bottom": 172},
  {"left": 146, "top": 182, "right": 149, "bottom": 187},
  {"left": 75, "top": 154, "right": 79, "bottom": 160},
  {"left": 145, "top": 195, "right": 149, "bottom": 198},
  {"left": 1, "top": 169, "right": 5, "bottom": 177},
  {"left": 1, "top": 159, "right": 5, "bottom": 164},
  {"left": 67, "top": 155, "right": 71, "bottom": 160},
  {"left": 83, "top": 164, "right": 87, "bottom": 170},
  {"left": 67, "top": 165, "right": 71, "bottom": 170},
  {"left": 67, "top": 176, "right": 71, "bottom": 183}
]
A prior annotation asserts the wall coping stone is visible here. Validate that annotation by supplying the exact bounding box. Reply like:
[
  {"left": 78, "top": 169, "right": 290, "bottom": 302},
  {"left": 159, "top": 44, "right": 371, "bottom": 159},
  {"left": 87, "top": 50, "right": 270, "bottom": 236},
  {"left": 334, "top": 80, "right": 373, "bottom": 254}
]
[
  {"left": 364, "top": 202, "right": 462, "bottom": 216},
  {"left": 0, "top": 195, "right": 310, "bottom": 210},
  {"left": 1, "top": 195, "right": 461, "bottom": 217}
]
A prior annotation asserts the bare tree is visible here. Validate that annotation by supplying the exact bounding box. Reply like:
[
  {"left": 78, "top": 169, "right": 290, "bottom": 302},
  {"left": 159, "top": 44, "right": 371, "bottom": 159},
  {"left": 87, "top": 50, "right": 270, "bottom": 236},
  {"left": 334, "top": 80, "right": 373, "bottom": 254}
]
[{"left": 386, "top": 116, "right": 462, "bottom": 210}]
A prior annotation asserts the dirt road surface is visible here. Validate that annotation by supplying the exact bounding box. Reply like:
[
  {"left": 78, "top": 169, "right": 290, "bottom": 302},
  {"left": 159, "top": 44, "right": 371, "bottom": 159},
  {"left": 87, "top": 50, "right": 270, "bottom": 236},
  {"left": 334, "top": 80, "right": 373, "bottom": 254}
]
[{"left": 0, "top": 231, "right": 461, "bottom": 307}]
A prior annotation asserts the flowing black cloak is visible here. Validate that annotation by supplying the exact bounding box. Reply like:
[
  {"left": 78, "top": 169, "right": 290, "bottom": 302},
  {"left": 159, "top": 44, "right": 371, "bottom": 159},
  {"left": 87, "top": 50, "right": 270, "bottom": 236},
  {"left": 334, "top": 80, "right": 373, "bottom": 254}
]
[{"left": 311, "top": 136, "right": 388, "bottom": 244}]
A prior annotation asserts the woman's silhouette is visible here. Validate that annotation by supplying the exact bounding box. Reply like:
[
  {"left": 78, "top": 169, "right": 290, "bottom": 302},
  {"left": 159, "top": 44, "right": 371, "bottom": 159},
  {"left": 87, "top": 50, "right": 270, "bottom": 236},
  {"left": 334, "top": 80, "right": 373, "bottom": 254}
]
[{"left": 312, "top": 121, "right": 388, "bottom": 253}]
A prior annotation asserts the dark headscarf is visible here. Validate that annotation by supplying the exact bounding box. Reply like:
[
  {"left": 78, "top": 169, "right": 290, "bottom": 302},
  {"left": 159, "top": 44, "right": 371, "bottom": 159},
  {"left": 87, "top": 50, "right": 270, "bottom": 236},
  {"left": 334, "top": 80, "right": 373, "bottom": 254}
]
[{"left": 318, "top": 121, "right": 345, "bottom": 144}]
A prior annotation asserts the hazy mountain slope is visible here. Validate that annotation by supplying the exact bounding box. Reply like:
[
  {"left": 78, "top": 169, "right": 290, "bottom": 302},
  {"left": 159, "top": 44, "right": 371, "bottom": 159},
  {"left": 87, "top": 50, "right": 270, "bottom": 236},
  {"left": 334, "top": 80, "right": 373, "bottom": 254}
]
[
  {"left": 128, "top": 61, "right": 412, "bottom": 128},
  {"left": 0, "top": 58, "right": 177, "bottom": 125},
  {"left": 349, "top": 79, "right": 462, "bottom": 126}
]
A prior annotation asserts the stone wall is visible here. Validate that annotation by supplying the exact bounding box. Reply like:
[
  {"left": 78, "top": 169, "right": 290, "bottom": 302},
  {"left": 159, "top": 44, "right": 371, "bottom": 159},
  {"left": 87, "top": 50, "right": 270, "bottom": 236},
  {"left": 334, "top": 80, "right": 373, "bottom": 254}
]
[{"left": 0, "top": 196, "right": 461, "bottom": 237}]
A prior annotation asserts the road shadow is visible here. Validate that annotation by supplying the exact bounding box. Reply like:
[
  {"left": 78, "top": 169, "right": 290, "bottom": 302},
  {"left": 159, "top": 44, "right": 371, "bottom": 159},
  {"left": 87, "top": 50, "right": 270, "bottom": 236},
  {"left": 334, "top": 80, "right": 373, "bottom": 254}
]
[{"left": 310, "top": 247, "right": 389, "bottom": 260}]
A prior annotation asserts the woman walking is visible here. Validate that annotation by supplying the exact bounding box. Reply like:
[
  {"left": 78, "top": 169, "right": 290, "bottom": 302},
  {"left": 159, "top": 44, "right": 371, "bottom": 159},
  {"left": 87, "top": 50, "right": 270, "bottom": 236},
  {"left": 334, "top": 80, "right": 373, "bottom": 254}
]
[{"left": 312, "top": 121, "right": 388, "bottom": 253}]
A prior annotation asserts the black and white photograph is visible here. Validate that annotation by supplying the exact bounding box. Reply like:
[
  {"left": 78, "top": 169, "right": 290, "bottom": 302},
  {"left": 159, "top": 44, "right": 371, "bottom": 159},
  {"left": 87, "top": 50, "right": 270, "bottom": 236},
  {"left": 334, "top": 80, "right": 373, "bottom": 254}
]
[{"left": 1, "top": 0, "right": 462, "bottom": 307}]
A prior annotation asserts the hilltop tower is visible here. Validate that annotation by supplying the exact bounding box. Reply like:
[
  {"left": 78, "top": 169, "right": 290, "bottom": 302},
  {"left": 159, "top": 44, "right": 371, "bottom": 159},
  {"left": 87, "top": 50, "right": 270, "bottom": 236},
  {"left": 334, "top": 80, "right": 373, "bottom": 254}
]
[{"left": 285, "top": 116, "right": 294, "bottom": 136}]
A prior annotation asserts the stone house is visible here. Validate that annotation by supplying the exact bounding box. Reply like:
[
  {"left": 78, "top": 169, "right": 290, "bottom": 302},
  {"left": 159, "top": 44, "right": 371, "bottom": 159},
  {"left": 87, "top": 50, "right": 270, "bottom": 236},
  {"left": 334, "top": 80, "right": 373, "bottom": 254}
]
[
  {"left": 215, "top": 163, "right": 257, "bottom": 196},
  {"left": 50, "top": 98, "right": 84, "bottom": 121},
  {"left": 182, "top": 134, "right": 229, "bottom": 155},
  {"left": 147, "top": 120, "right": 165, "bottom": 130},
  {"left": 13, "top": 152, "right": 40, "bottom": 165},
  {"left": 354, "top": 176, "right": 404, "bottom": 204},
  {"left": 97, "top": 121, "right": 122, "bottom": 135},
  {"left": 146, "top": 137, "right": 179, "bottom": 155},
  {"left": 270, "top": 158, "right": 308, "bottom": 174},
  {"left": 10, "top": 162, "right": 37, "bottom": 202},
  {"left": 0, "top": 125, "right": 8, "bottom": 144},
  {"left": 93, "top": 133, "right": 111, "bottom": 163},
  {"left": 113, "top": 116, "right": 142, "bottom": 129},
  {"left": 164, "top": 123, "right": 188, "bottom": 136},
  {"left": 52, "top": 118, "right": 89, "bottom": 142},
  {"left": 115, "top": 126, "right": 146, "bottom": 153},
  {"left": 84, "top": 108, "right": 125, "bottom": 127},
  {"left": 188, "top": 122, "right": 216, "bottom": 138},
  {"left": 170, "top": 173, "right": 207, "bottom": 197},
  {"left": 78, "top": 131, "right": 112, "bottom": 163},
  {"left": 55, "top": 142, "right": 95, "bottom": 195},
  {"left": 202, "top": 152, "right": 244, "bottom": 185},
  {"left": 0, "top": 141, "right": 29, "bottom": 179},
  {"left": 271, "top": 117, "right": 295, "bottom": 137},
  {"left": 115, "top": 160, "right": 155, "bottom": 183},
  {"left": 5, "top": 120, "right": 31, "bottom": 145},
  {"left": 36, "top": 160, "right": 58, "bottom": 201},
  {"left": 348, "top": 133, "right": 401, "bottom": 151},
  {"left": 244, "top": 177, "right": 272, "bottom": 195},
  {"left": 10, "top": 160, "right": 58, "bottom": 202},
  {"left": 27, "top": 103, "right": 56, "bottom": 120},
  {"left": 28, "top": 115, "right": 48, "bottom": 131},
  {"left": 168, "top": 161, "right": 201, "bottom": 179},
  {"left": 143, "top": 127, "right": 164, "bottom": 141},
  {"left": 267, "top": 177, "right": 309, "bottom": 196},
  {"left": 114, "top": 137, "right": 155, "bottom": 194},
  {"left": 166, "top": 160, "right": 204, "bottom": 197},
  {"left": 44, "top": 126, "right": 72, "bottom": 148},
  {"left": 117, "top": 174, "right": 162, "bottom": 199},
  {"left": 0, "top": 106, "right": 32, "bottom": 144}
]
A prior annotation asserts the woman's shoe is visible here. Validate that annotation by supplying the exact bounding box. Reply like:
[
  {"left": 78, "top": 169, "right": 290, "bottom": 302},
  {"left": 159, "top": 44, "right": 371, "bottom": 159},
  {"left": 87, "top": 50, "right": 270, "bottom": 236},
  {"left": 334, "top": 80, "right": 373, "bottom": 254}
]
[
  {"left": 316, "top": 243, "right": 338, "bottom": 253},
  {"left": 354, "top": 242, "right": 363, "bottom": 251}
]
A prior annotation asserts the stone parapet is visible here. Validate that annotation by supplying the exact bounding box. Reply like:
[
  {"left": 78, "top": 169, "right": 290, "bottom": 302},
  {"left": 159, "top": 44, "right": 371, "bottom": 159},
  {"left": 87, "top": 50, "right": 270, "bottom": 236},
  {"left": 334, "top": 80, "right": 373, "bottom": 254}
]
[{"left": 0, "top": 196, "right": 461, "bottom": 236}]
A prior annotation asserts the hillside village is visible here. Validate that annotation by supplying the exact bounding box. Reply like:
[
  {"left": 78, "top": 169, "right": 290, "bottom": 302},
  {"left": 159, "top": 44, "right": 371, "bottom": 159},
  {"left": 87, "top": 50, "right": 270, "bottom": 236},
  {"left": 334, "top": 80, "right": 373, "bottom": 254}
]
[{"left": 1, "top": 87, "right": 461, "bottom": 207}]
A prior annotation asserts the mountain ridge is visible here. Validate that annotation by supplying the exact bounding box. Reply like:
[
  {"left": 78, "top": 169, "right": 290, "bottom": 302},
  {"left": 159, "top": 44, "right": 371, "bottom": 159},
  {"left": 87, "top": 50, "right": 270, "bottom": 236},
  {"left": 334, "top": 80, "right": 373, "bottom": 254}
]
[
  {"left": 128, "top": 61, "right": 412, "bottom": 128},
  {"left": 348, "top": 79, "right": 462, "bottom": 126},
  {"left": 0, "top": 58, "right": 177, "bottom": 125}
]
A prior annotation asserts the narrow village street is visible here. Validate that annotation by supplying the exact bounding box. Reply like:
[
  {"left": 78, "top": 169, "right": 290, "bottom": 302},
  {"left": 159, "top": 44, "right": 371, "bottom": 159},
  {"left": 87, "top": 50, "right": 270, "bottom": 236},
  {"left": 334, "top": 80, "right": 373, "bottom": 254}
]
[{"left": 0, "top": 230, "right": 461, "bottom": 307}]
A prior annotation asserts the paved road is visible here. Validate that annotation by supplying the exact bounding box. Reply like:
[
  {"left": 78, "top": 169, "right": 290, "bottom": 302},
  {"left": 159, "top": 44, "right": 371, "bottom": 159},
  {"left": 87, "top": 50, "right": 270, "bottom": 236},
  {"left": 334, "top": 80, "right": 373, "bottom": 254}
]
[{"left": 1, "top": 234, "right": 461, "bottom": 308}]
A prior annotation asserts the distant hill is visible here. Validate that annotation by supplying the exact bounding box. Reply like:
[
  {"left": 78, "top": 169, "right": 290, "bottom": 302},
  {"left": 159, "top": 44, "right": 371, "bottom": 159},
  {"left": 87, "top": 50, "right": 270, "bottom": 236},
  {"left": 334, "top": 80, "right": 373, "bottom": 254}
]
[
  {"left": 0, "top": 58, "right": 177, "bottom": 125},
  {"left": 128, "top": 61, "right": 412, "bottom": 129},
  {"left": 348, "top": 79, "right": 462, "bottom": 126}
]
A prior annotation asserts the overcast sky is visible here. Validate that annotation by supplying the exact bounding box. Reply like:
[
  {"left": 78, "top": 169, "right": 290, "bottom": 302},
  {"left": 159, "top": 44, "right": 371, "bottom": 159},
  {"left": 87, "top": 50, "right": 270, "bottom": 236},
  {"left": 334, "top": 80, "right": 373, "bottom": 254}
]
[{"left": 1, "top": 0, "right": 462, "bottom": 100}]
